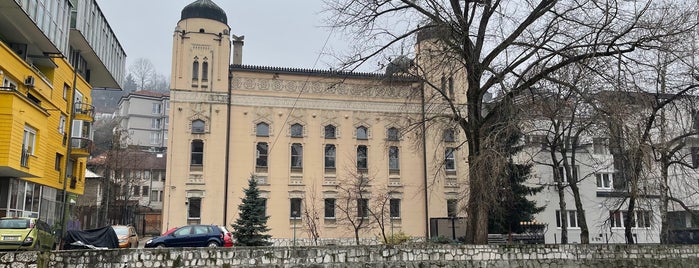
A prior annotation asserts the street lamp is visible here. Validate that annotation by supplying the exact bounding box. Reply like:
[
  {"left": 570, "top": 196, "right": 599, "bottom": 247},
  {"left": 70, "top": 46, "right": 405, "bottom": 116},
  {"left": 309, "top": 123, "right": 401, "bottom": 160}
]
[{"left": 292, "top": 210, "right": 298, "bottom": 247}]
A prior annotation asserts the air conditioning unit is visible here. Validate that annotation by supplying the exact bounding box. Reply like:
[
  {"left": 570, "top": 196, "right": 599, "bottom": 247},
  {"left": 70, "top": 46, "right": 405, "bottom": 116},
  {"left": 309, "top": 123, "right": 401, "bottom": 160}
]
[{"left": 24, "top": 76, "right": 35, "bottom": 87}]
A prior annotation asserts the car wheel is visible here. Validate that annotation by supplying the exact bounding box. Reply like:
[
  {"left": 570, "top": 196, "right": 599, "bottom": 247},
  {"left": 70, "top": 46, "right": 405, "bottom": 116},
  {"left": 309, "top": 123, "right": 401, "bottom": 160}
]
[
  {"left": 156, "top": 243, "right": 165, "bottom": 248},
  {"left": 207, "top": 241, "right": 219, "bottom": 248}
]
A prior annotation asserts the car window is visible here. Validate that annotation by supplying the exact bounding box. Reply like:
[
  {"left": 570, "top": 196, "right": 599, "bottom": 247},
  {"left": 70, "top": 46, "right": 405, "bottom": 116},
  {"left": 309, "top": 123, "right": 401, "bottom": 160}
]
[
  {"left": 193, "top": 226, "right": 208, "bottom": 235},
  {"left": 113, "top": 226, "right": 128, "bottom": 236},
  {"left": 0, "top": 219, "right": 29, "bottom": 229},
  {"left": 174, "top": 226, "right": 191, "bottom": 236}
]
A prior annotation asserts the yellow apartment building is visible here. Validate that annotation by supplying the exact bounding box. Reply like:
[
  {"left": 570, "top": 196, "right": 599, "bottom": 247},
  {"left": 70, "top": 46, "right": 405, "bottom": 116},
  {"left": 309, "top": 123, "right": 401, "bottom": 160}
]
[{"left": 0, "top": 0, "right": 125, "bottom": 232}]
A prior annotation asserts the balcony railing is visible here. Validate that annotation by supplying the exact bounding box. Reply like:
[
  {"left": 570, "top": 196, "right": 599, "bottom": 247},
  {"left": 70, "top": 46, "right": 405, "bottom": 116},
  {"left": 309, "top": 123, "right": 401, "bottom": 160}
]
[
  {"left": 74, "top": 102, "right": 94, "bottom": 118},
  {"left": 70, "top": 137, "right": 92, "bottom": 157},
  {"left": 20, "top": 148, "right": 30, "bottom": 167}
]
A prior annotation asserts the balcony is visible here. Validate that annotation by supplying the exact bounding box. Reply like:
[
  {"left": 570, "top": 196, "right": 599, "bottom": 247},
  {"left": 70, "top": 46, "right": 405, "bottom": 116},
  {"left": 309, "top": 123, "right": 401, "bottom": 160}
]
[
  {"left": 73, "top": 102, "right": 94, "bottom": 121},
  {"left": 70, "top": 137, "right": 92, "bottom": 158}
]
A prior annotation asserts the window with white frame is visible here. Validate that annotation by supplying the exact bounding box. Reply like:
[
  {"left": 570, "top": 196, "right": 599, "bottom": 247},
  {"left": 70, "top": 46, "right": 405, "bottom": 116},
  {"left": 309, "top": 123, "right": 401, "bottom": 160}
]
[
  {"left": 187, "top": 197, "right": 201, "bottom": 225},
  {"left": 152, "top": 103, "right": 162, "bottom": 114},
  {"left": 150, "top": 132, "right": 160, "bottom": 144},
  {"left": 389, "top": 146, "right": 399, "bottom": 171},
  {"left": 390, "top": 198, "right": 401, "bottom": 219},
  {"left": 291, "top": 143, "right": 303, "bottom": 169},
  {"left": 152, "top": 118, "right": 162, "bottom": 129},
  {"left": 357, "top": 145, "right": 368, "bottom": 170},
  {"left": 2, "top": 77, "right": 17, "bottom": 91},
  {"left": 595, "top": 172, "right": 614, "bottom": 190},
  {"left": 23, "top": 126, "right": 37, "bottom": 155},
  {"left": 556, "top": 210, "right": 579, "bottom": 228},
  {"left": 445, "top": 148, "right": 455, "bottom": 171},
  {"left": 324, "top": 144, "right": 336, "bottom": 169},
  {"left": 555, "top": 165, "right": 579, "bottom": 183},
  {"left": 610, "top": 210, "right": 651, "bottom": 228},
  {"left": 59, "top": 115, "right": 66, "bottom": 134},
  {"left": 191, "top": 119, "right": 205, "bottom": 133}
]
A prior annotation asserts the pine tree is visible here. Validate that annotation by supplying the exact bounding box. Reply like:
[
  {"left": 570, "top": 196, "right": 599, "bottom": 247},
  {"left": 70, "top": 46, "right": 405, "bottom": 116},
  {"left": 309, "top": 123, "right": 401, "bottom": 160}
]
[
  {"left": 488, "top": 130, "right": 545, "bottom": 235},
  {"left": 231, "top": 177, "right": 272, "bottom": 246}
]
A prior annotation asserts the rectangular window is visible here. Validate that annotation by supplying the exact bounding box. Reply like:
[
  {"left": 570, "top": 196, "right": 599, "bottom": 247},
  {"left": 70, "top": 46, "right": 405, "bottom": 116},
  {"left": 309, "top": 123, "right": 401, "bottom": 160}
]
[
  {"left": 59, "top": 115, "right": 66, "bottom": 134},
  {"left": 610, "top": 210, "right": 651, "bottom": 228},
  {"left": 445, "top": 148, "right": 455, "bottom": 171},
  {"left": 290, "top": 143, "right": 303, "bottom": 169},
  {"left": 191, "top": 140, "right": 204, "bottom": 165},
  {"left": 55, "top": 153, "right": 62, "bottom": 171},
  {"left": 357, "top": 145, "right": 368, "bottom": 170},
  {"left": 152, "top": 118, "right": 162, "bottom": 129},
  {"left": 447, "top": 199, "right": 457, "bottom": 218},
  {"left": 389, "top": 146, "right": 399, "bottom": 171},
  {"left": 595, "top": 173, "right": 613, "bottom": 190},
  {"left": 261, "top": 198, "right": 267, "bottom": 217},
  {"left": 556, "top": 210, "right": 579, "bottom": 228},
  {"left": 152, "top": 103, "right": 162, "bottom": 114},
  {"left": 290, "top": 198, "right": 302, "bottom": 219},
  {"left": 150, "top": 190, "right": 159, "bottom": 202},
  {"left": 187, "top": 197, "right": 202, "bottom": 225},
  {"left": 324, "top": 198, "right": 335, "bottom": 218},
  {"left": 63, "top": 83, "right": 69, "bottom": 99},
  {"left": 23, "top": 126, "right": 37, "bottom": 155},
  {"left": 150, "top": 132, "right": 160, "bottom": 144},
  {"left": 357, "top": 198, "right": 369, "bottom": 218},
  {"left": 555, "top": 165, "right": 579, "bottom": 183},
  {"left": 256, "top": 142, "right": 268, "bottom": 167},
  {"left": 132, "top": 186, "right": 140, "bottom": 196},
  {"left": 142, "top": 186, "right": 149, "bottom": 196},
  {"left": 324, "top": 144, "right": 336, "bottom": 169},
  {"left": 390, "top": 199, "right": 401, "bottom": 219}
]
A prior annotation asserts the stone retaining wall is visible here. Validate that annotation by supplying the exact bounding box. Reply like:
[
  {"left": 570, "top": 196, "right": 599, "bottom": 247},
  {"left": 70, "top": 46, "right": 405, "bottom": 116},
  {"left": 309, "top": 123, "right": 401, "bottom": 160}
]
[{"left": 1, "top": 244, "right": 699, "bottom": 267}]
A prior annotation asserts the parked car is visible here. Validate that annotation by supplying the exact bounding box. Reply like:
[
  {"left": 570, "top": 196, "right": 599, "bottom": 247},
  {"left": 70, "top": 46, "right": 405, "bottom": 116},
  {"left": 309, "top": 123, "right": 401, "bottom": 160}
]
[
  {"left": 0, "top": 217, "right": 55, "bottom": 251},
  {"left": 144, "top": 225, "right": 223, "bottom": 248},
  {"left": 112, "top": 225, "right": 139, "bottom": 248},
  {"left": 161, "top": 227, "right": 177, "bottom": 236},
  {"left": 218, "top": 225, "right": 233, "bottom": 247}
]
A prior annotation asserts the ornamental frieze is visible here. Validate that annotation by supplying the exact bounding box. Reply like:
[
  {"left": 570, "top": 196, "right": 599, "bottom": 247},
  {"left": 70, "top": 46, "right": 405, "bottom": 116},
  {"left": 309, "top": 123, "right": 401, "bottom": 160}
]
[
  {"left": 171, "top": 91, "right": 229, "bottom": 104},
  {"left": 232, "top": 77, "right": 413, "bottom": 98},
  {"left": 231, "top": 94, "right": 421, "bottom": 114}
]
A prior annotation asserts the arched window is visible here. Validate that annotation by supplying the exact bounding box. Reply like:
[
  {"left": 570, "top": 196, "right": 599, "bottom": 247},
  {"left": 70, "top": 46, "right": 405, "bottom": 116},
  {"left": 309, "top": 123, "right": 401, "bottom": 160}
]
[
  {"left": 387, "top": 127, "right": 399, "bottom": 141},
  {"left": 191, "top": 140, "right": 204, "bottom": 165},
  {"left": 356, "top": 126, "right": 368, "bottom": 140},
  {"left": 291, "top": 123, "right": 303, "bottom": 138},
  {"left": 192, "top": 57, "right": 199, "bottom": 80},
  {"left": 324, "top": 125, "right": 336, "bottom": 139},
  {"left": 256, "top": 122, "right": 269, "bottom": 137},
  {"left": 191, "top": 120, "right": 205, "bottom": 133},
  {"left": 448, "top": 76, "right": 454, "bottom": 99},
  {"left": 202, "top": 60, "right": 209, "bottom": 81}
]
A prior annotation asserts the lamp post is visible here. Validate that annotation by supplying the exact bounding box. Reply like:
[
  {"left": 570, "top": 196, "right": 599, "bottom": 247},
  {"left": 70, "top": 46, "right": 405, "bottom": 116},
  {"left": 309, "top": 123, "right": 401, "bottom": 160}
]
[{"left": 292, "top": 210, "right": 298, "bottom": 247}]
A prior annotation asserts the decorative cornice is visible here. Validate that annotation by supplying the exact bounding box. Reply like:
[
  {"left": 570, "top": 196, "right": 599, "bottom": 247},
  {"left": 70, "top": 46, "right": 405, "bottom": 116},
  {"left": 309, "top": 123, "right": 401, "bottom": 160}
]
[
  {"left": 230, "top": 64, "right": 418, "bottom": 81},
  {"left": 231, "top": 94, "right": 421, "bottom": 114},
  {"left": 232, "top": 77, "right": 417, "bottom": 99}
]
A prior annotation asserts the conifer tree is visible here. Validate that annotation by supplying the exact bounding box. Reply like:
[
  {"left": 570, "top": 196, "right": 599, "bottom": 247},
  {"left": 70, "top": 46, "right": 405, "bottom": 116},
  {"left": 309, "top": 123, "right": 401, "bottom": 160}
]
[{"left": 231, "top": 177, "right": 272, "bottom": 246}]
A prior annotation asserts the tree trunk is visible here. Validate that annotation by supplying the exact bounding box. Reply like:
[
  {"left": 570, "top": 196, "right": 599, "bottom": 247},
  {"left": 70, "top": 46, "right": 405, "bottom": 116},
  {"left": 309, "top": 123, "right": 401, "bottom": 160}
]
[{"left": 659, "top": 155, "right": 670, "bottom": 244}]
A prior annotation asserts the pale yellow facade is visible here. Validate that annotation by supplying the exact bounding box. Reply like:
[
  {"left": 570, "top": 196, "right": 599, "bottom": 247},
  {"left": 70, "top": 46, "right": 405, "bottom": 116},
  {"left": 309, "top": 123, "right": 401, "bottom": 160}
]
[{"left": 164, "top": 0, "right": 468, "bottom": 242}]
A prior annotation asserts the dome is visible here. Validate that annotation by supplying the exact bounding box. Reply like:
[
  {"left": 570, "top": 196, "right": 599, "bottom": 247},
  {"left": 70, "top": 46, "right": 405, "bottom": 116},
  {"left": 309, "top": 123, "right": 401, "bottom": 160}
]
[
  {"left": 181, "top": 0, "right": 228, "bottom": 24},
  {"left": 385, "top": 55, "right": 414, "bottom": 76}
]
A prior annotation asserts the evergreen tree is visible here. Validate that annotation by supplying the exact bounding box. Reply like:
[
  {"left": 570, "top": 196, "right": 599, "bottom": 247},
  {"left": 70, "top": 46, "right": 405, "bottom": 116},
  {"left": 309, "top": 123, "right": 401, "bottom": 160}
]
[
  {"left": 231, "top": 177, "right": 272, "bottom": 246},
  {"left": 488, "top": 130, "right": 545, "bottom": 235}
]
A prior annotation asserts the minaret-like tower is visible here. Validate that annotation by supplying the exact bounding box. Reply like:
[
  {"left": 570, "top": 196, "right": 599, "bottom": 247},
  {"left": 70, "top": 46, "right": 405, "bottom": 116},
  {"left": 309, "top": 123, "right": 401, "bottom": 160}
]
[{"left": 164, "top": 0, "right": 232, "bottom": 230}]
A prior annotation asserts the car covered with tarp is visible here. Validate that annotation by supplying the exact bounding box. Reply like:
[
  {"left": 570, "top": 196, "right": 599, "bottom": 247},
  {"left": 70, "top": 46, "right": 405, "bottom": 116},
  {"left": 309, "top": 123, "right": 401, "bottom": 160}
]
[{"left": 61, "top": 226, "right": 118, "bottom": 250}]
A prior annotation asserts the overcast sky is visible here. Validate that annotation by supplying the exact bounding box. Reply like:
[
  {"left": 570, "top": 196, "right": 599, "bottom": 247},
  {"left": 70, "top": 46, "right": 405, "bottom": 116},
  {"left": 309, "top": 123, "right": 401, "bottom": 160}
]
[{"left": 97, "top": 0, "right": 348, "bottom": 77}]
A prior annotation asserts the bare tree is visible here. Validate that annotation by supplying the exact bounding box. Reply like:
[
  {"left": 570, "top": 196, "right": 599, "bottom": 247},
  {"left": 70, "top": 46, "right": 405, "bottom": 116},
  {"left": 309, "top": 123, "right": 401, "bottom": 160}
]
[
  {"left": 302, "top": 183, "right": 322, "bottom": 245},
  {"left": 324, "top": 0, "right": 698, "bottom": 244},
  {"left": 335, "top": 170, "right": 375, "bottom": 245},
  {"left": 129, "top": 58, "right": 156, "bottom": 90}
]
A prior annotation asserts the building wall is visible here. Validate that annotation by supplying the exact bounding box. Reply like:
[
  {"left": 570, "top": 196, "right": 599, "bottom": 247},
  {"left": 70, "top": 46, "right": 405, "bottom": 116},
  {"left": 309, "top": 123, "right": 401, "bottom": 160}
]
[{"left": 118, "top": 93, "right": 169, "bottom": 148}]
